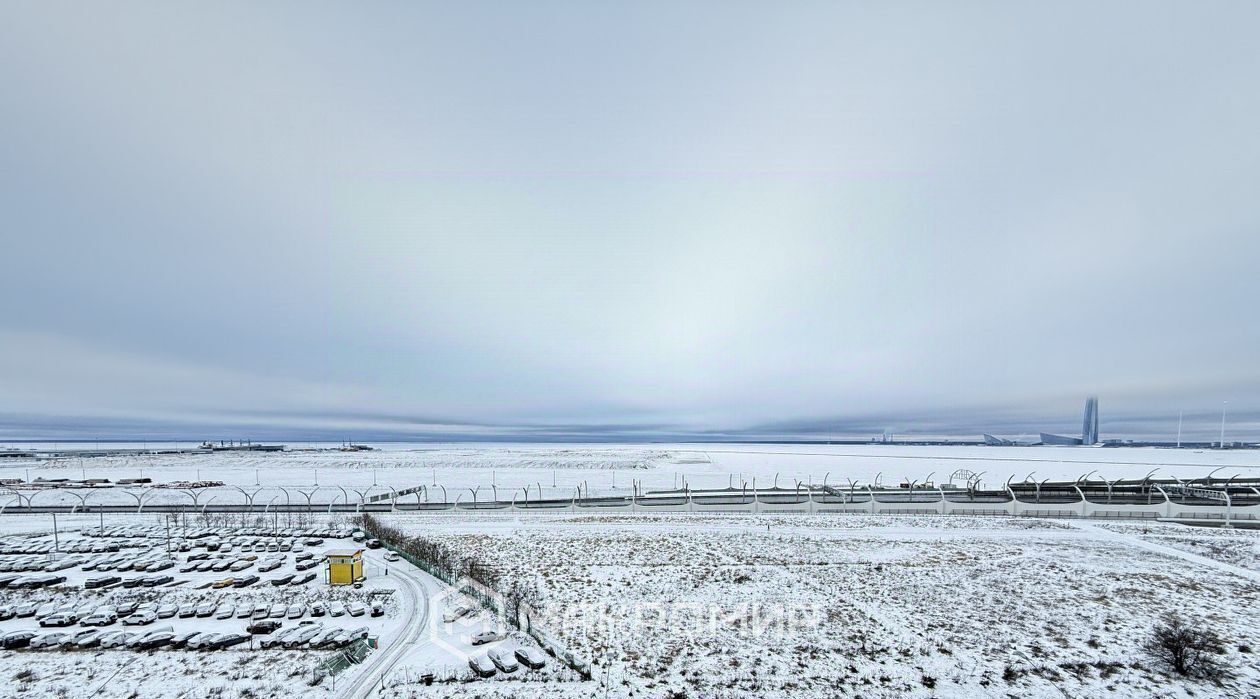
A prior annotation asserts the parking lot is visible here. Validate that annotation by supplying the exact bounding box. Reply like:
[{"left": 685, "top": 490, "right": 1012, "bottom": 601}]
[{"left": 0, "top": 521, "right": 400, "bottom": 656}]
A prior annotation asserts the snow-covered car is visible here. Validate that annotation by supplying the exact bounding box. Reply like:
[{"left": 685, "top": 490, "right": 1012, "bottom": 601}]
[
  {"left": 471, "top": 630, "right": 505, "bottom": 645},
  {"left": 468, "top": 654, "right": 497, "bottom": 678},
  {"left": 210, "top": 633, "right": 250, "bottom": 649},
  {"left": 30, "top": 631, "right": 70, "bottom": 648},
  {"left": 488, "top": 648, "right": 519, "bottom": 673},
  {"left": 443, "top": 605, "right": 473, "bottom": 623},
  {"left": 187, "top": 633, "right": 224, "bottom": 650},
  {"left": 69, "top": 629, "right": 102, "bottom": 648},
  {"left": 515, "top": 646, "right": 548, "bottom": 670}
]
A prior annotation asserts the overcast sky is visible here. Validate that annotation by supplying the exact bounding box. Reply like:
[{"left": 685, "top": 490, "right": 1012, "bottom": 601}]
[{"left": 2, "top": 2, "right": 1259, "bottom": 441}]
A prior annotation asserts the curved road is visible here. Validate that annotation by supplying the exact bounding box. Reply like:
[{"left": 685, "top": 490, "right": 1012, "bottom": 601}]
[{"left": 340, "top": 551, "right": 431, "bottom": 699}]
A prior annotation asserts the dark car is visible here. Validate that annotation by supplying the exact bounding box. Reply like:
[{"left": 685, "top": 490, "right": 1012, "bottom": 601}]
[
  {"left": 365, "top": 539, "right": 383, "bottom": 549},
  {"left": 232, "top": 575, "right": 260, "bottom": 588},
  {"left": 210, "top": 633, "right": 250, "bottom": 649},
  {"left": 289, "top": 573, "right": 316, "bottom": 586},
  {"left": 141, "top": 575, "right": 174, "bottom": 587},
  {"left": 134, "top": 633, "right": 174, "bottom": 650},
  {"left": 122, "top": 577, "right": 146, "bottom": 588},
  {"left": 115, "top": 601, "right": 139, "bottom": 616},
  {"left": 294, "top": 560, "right": 319, "bottom": 571},
  {"left": 3, "top": 631, "right": 37, "bottom": 649},
  {"left": 247, "top": 620, "right": 282, "bottom": 634},
  {"left": 85, "top": 576, "right": 121, "bottom": 589},
  {"left": 270, "top": 574, "right": 295, "bottom": 586}
]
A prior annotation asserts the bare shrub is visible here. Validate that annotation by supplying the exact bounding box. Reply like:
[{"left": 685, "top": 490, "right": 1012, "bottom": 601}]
[{"left": 1145, "top": 614, "right": 1228, "bottom": 680}]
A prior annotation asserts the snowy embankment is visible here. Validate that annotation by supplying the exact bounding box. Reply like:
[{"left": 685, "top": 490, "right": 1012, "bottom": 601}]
[{"left": 378, "top": 512, "right": 1260, "bottom": 699}]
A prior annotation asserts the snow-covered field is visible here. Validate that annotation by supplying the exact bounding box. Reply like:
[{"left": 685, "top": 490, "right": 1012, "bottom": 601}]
[
  {"left": 4, "top": 445, "right": 1260, "bottom": 698},
  {"left": 376, "top": 512, "right": 1260, "bottom": 698},
  {"left": 5, "top": 442, "right": 1259, "bottom": 497}
]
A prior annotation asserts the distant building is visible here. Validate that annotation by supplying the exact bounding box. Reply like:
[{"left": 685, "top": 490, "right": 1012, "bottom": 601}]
[
  {"left": 1082, "top": 396, "right": 1099, "bottom": 445},
  {"left": 1040, "top": 397, "right": 1100, "bottom": 446}
]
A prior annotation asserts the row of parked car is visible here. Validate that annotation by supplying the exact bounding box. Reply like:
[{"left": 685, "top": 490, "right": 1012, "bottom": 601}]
[
  {"left": 253, "top": 620, "right": 371, "bottom": 649},
  {"left": 87, "top": 525, "right": 351, "bottom": 543},
  {"left": 0, "top": 538, "right": 120, "bottom": 557},
  {"left": 468, "top": 646, "right": 548, "bottom": 677},
  {"left": 1, "top": 625, "right": 255, "bottom": 651},
  {"left": 2, "top": 594, "right": 382, "bottom": 629}
]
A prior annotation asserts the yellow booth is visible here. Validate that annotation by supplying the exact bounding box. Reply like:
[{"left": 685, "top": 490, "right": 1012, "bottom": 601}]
[{"left": 324, "top": 548, "right": 364, "bottom": 585}]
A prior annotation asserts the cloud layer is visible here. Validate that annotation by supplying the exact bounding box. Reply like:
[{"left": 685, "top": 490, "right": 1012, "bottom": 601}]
[{"left": 2, "top": 2, "right": 1258, "bottom": 440}]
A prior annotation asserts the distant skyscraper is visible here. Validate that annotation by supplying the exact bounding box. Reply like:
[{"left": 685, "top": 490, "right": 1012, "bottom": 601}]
[
  {"left": 1082, "top": 396, "right": 1099, "bottom": 445},
  {"left": 1039, "top": 396, "right": 1101, "bottom": 446}
]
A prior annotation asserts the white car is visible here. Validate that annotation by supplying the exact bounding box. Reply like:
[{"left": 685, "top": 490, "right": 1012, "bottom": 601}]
[
  {"left": 346, "top": 602, "right": 366, "bottom": 617},
  {"left": 286, "top": 604, "right": 306, "bottom": 619},
  {"left": 471, "top": 630, "right": 505, "bottom": 645},
  {"left": 187, "top": 632, "right": 222, "bottom": 650},
  {"left": 216, "top": 605, "right": 236, "bottom": 620},
  {"left": 123, "top": 610, "right": 157, "bottom": 625},
  {"left": 156, "top": 603, "right": 179, "bottom": 618},
  {"left": 81, "top": 612, "right": 117, "bottom": 627},
  {"left": 30, "top": 631, "right": 70, "bottom": 648},
  {"left": 98, "top": 631, "right": 134, "bottom": 648},
  {"left": 328, "top": 602, "right": 346, "bottom": 617},
  {"left": 38, "top": 612, "right": 77, "bottom": 627},
  {"left": 383, "top": 552, "right": 400, "bottom": 562}
]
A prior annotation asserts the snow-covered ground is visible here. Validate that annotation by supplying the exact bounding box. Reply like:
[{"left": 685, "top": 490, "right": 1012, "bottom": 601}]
[
  {"left": 4, "top": 442, "right": 1259, "bottom": 499},
  {"left": 4, "top": 445, "right": 1259, "bottom": 697},
  {"left": 376, "top": 512, "right": 1260, "bottom": 698}
]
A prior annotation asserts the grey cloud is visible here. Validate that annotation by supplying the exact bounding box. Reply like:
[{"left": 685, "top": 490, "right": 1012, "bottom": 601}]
[{"left": 1, "top": 2, "right": 1258, "bottom": 440}]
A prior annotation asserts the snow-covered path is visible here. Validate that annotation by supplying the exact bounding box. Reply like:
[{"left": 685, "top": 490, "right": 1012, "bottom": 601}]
[
  {"left": 340, "top": 551, "right": 431, "bottom": 699},
  {"left": 1073, "top": 520, "right": 1260, "bottom": 584}
]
